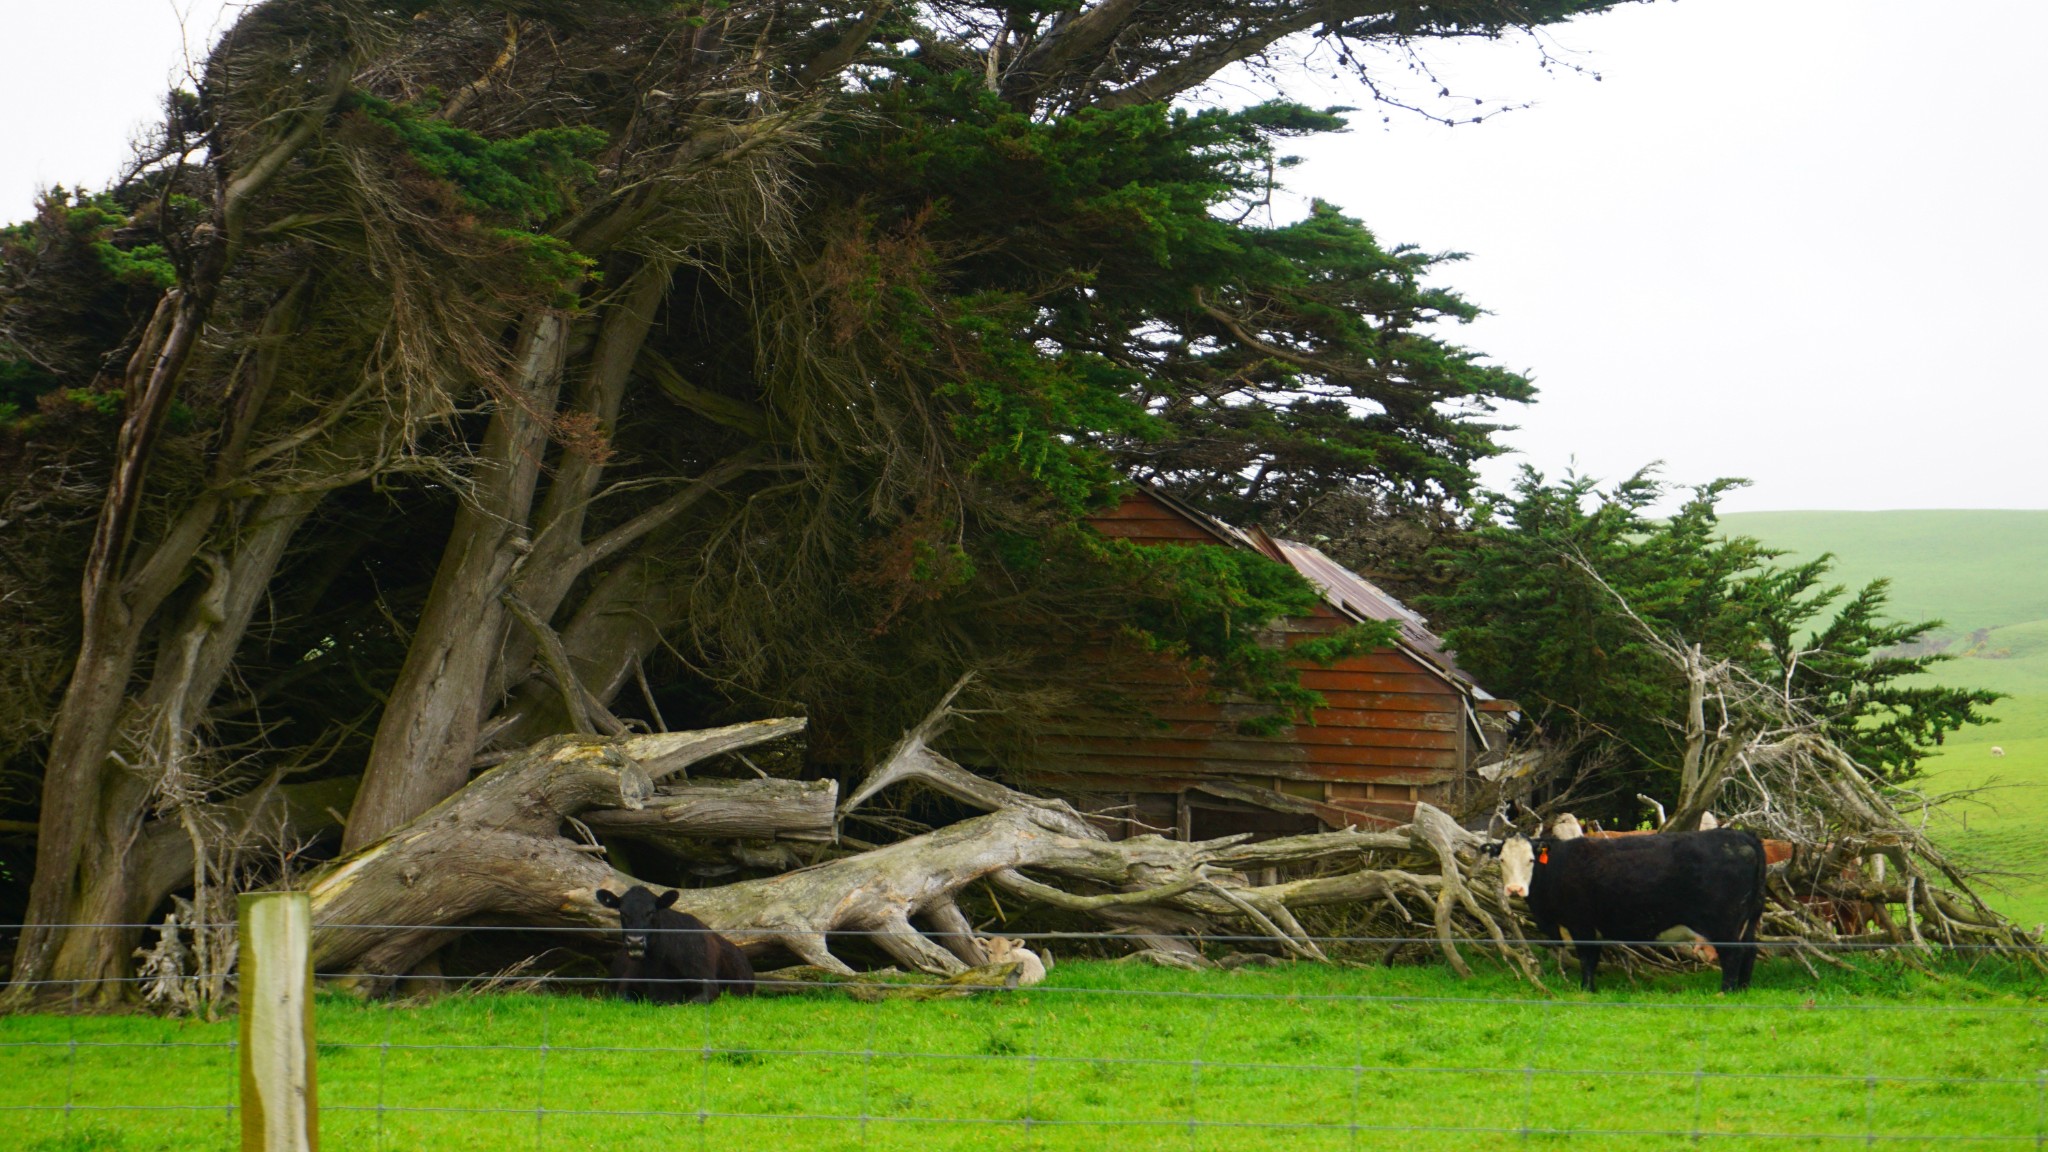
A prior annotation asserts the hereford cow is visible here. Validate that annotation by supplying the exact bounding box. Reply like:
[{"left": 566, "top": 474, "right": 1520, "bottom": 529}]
[
  {"left": 596, "top": 885, "right": 755, "bottom": 1003},
  {"left": 1487, "top": 828, "right": 1767, "bottom": 993}
]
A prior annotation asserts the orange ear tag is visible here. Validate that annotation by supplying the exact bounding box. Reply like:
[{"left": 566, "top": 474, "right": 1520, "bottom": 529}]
[{"left": 1538, "top": 847, "right": 1549, "bottom": 865}]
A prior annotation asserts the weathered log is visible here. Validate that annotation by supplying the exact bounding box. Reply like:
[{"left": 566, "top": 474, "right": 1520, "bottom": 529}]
[{"left": 582, "top": 777, "right": 837, "bottom": 845}]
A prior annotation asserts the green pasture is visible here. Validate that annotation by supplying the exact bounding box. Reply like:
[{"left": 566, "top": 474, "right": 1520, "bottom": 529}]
[
  {"left": 1716, "top": 510, "right": 2048, "bottom": 638},
  {"left": 1720, "top": 510, "right": 2048, "bottom": 929},
  {"left": 5, "top": 958, "right": 2044, "bottom": 1152}
]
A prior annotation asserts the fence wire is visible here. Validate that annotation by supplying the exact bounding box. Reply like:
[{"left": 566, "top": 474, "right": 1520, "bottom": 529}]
[
  {"left": 3, "top": 925, "right": 2045, "bottom": 1149},
  {"left": 6, "top": 921, "right": 2046, "bottom": 952}
]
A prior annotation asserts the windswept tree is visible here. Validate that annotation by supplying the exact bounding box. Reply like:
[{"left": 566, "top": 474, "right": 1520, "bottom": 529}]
[
  {"left": 1422, "top": 468, "right": 2002, "bottom": 824},
  {"left": 0, "top": 0, "right": 1650, "bottom": 1000}
]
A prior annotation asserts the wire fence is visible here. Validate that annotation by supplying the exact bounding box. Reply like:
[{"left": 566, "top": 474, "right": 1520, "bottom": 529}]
[{"left": 4, "top": 923, "right": 2046, "bottom": 1150}]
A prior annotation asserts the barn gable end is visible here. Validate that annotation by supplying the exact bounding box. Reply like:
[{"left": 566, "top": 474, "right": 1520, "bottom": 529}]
[{"left": 1029, "top": 488, "right": 1512, "bottom": 838}]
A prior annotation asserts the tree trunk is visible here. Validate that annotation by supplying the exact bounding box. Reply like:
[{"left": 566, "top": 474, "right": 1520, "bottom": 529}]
[
  {"left": 487, "top": 550, "right": 678, "bottom": 747},
  {"left": 486, "top": 263, "right": 673, "bottom": 705},
  {"left": 34, "top": 493, "right": 323, "bottom": 1000},
  {"left": 9, "top": 51, "right": 354, "bottom": 996},
  {"left": 345, "top": 314, "right": 571, "bottom": 850}
]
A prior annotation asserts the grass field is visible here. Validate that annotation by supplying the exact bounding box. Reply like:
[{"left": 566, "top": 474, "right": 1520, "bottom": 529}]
[
  {"left": 1715, "top": 512, "right": 2048, "bottom": 638},
  {"left": 1720, "top": 511, "right": 2048, "bottom": 928},
  {"left": 4, "top": 959, "right": 2045, "bottom": 1152}
]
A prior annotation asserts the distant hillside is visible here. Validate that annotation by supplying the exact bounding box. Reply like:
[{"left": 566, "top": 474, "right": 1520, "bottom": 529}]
[
  {"left": 1718, "top": 509, "right": 2048, "bottom": 702},
  {"left": 1717, "top": 510, "right": 2048, "bottom": 639},
  {"left": 1719, "top": 509, "right": 2048, "bottom": 927}
]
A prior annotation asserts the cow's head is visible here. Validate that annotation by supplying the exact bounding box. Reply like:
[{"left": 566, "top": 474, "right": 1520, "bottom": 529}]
[
  {"left": 1548, "top": 813, "right": 1584, "bottom": 841},
  {"left": 595, "top": 885, "right": 679, "bottom": 959},
  {"left": 1483, "top": 834, "right": 1541, "bottom": 898}
]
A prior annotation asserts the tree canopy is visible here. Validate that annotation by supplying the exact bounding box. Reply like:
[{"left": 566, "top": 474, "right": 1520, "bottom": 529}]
[{"left": 0, "top": 0, "right": 1648, "bottom": 993}]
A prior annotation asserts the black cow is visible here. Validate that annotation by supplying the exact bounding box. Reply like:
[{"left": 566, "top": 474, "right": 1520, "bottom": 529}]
[
  {"left": 595, "top": 886, "right": 755, "bottom": 1003},
  {"left": 708, "top": 931, "right": 756, "bottom": 998},
  {"left": 1487, "top": 828, "right": 1767, "bottom": 993}
]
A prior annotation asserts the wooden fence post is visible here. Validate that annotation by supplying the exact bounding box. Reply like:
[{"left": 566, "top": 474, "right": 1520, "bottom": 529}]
[{"left": 240, "top": 891, "right": 318, "bottom": 1152}]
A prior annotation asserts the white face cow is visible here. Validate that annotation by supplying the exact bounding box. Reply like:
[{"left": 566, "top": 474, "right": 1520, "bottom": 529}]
[
  {"left": 1548, "top": 813, "right": 1584, "bottom": 840},
  {"left": 1495, "top": 834, "right": 1536, "bottom": 898}
]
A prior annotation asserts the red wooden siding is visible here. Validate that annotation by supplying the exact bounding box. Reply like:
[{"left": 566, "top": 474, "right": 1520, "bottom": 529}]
[{"left": 1029, "top": 488, "right": 1488, "bottom": 833}]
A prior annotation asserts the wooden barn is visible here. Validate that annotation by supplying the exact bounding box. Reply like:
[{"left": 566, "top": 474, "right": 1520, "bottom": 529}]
[{"left": 1027, "top": 487, "right": 1516, "bottom": 839}]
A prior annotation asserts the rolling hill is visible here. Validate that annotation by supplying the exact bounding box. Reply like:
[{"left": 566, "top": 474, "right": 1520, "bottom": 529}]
[{"left": 1719, "top": 510, "right": 2048, "bottom": 928}]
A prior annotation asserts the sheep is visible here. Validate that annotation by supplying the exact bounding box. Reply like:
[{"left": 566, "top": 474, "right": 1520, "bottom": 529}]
[{"left": 980, "top": 936, "right": 1049, "bottom": 986}]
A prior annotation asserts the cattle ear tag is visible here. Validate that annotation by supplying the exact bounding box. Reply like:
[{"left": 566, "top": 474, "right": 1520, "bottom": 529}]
[{"left": 1538, "top": 846, "right": 1549, "bottom": 865}]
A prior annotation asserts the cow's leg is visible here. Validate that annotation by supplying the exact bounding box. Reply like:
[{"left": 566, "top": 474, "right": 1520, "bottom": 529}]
[
  {"left": 651, "top": 966, "right": 690, "bottom": 1003},
  {"left": 1709, "top": 918, "right": 1756, "bottom": 992},
  {"left": 1716, "top": 942, "right": 1742, "bottom": 993},
  {"left": 1533, "top": 917, "right": 1571, "bottom": 982},
  {"left": 1733, "top": 916, "right": 1762, "bottom": 990},
  {"left": 1575, "top": 942, "right": 1602, "bottom": 993},
  {"left": 688, "top": 937, "right": 718, "bottom": 1003},
  {"left": 608, "top": 953, "right": 639, "bottom": 1002}
]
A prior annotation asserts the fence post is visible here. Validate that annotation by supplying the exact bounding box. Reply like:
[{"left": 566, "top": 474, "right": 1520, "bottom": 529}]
[{"left": 240, "top": 891, "right": 318, "bottom": 1152}]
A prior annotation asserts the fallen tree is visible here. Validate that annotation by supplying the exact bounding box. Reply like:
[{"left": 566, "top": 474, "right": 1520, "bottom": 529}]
[{"left": 302, "top": 687, "right": 1545, "bottom": 989}]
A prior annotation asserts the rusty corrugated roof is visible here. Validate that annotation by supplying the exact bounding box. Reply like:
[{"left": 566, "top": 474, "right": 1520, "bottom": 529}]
[
  {"left": 1266, "top": 537, "right": 1482, "bottom": 693},
  {"left": 1124, "top": 485, "right": 1484, "bottom": 695}
]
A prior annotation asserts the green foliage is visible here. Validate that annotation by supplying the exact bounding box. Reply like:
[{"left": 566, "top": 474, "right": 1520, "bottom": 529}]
[
  {"left": 821, "top": 75, "right": 1528, "bottom": 536},
  {"left": 940, "top": 293, "right": 1162, "bottom": 512},
  {"left": 0, "top": 189, "right": 174, "bottom": 411},
  {"left": 1083, "top": 535, "right": 1331, "bottom": 727},
  {"left": 61, "top": 388, "right": 121, "bottom": 417},
  {"left": 487, "top": 229, "right": 600, "bottom": 308},
  {"left": 1292, "top": 621, "right": 1402, "bottom": 666},
  {"left": 43, "top": 195, "right": 177, "bottom": 288},
  {"left": 1423, "top": 469, "right": 2000, "bottom": 810},
  {"left": 349, "top": 95, "right": 607, "bottom": 228}
]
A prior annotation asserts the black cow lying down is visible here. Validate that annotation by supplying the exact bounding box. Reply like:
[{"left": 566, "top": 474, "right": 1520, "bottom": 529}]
[
  {"left": 1486, "top": 829, "right": 1767, "bottom": 993},
  {"left": 596, "top": 886, "right": 755, "bottom": 1003}
]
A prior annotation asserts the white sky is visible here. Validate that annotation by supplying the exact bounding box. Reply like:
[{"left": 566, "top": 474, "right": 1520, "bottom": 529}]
[{"left": 4, "top": 0, "right": 2043, "bottom": 511}]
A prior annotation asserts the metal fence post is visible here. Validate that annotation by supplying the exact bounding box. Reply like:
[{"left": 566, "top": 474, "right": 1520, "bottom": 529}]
[{"left": 240, "top": 891, "right": 318, "bottom": 1152}]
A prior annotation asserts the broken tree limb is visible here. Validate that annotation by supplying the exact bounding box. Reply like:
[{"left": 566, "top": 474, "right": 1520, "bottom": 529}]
[
  {"left": 989, "top": 868, "right": 1202, "bottom": 910},
  {"left": 503, "top": 592, "right": 599, "bottom": 735},
  {"left": 838, "top": 672, "right": 1103, "bottom": 841},
  {"left": 581, "top": 777, "right": 837, "bottom": 843}
]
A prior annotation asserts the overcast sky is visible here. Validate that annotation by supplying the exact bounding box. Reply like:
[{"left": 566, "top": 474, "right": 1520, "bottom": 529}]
[{"left": 4, "top": 0, "right": 2042, "bottom": 511}]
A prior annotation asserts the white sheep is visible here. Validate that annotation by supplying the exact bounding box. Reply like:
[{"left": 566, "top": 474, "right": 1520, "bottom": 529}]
[
  {"left": 1990, "top": 746, "right": 2006, "bottom": 758},
  {"left": 981, "top": 936, "right": 1049, "bottom": 986}
]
